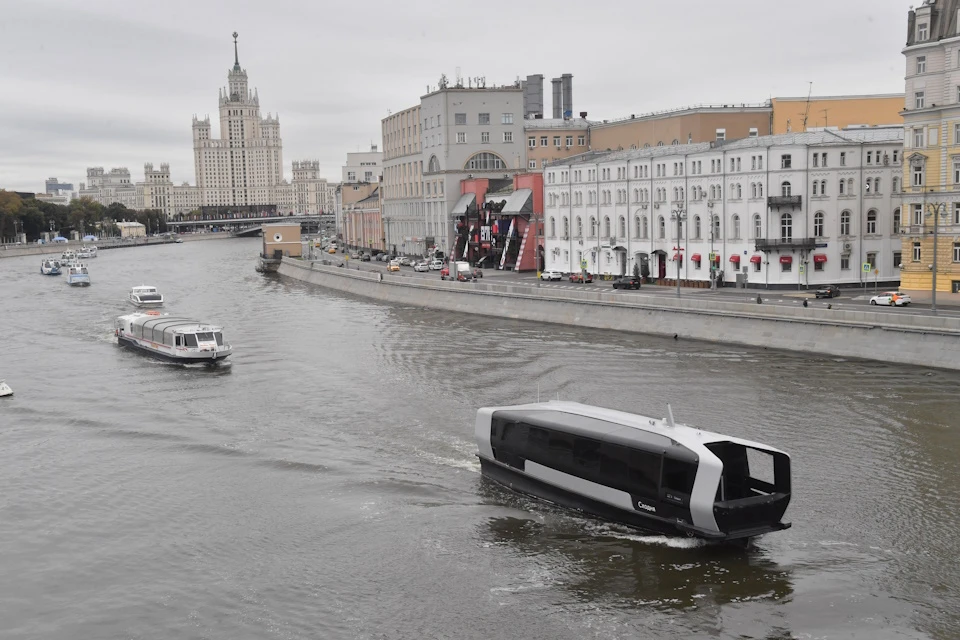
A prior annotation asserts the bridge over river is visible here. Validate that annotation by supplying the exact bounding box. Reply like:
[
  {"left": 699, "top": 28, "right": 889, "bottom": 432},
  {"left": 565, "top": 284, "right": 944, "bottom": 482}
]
[{"left": 168, "top": 214, "right": 328, "bottom": 237}]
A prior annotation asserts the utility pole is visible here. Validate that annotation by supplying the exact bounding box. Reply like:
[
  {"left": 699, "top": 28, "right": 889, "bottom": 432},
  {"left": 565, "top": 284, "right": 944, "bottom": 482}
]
[
  {"left": 928, "top": 199, "right": 946, "bottom": 314},
  {"left": 671, "top": 204, "right": 686, "bottom": 297}
]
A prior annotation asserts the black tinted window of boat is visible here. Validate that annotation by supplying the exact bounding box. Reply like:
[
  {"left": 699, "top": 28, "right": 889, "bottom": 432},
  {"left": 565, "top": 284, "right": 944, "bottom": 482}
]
[
  {"left": 600, "top": 443, "right": 660, "bottom": 499},
  {"left": 662, "top": 457, "right": 696, "bottom": 495},
  {"left": 196, "top": 332, "right": 214, "bottom": 342},
  {"left": 184, "top": 334, "right": 198, "bottom": 347},
  {"left": 214, "top": 332, "right": 224, "bottom": 346}
]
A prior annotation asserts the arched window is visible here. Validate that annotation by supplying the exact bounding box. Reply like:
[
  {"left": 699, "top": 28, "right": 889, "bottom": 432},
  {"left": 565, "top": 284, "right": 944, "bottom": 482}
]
[
  {"left": 603, "top": 216, "right": 611, "bottom": 237},
  {"left": 464, "top": 152, "right": 506, "bottom": 171},
  {"left": 717, "top": 184, "right": 722, "bottom": 199},
  {"left": 710, "top": 185, "right": 716, "bottom": 200},
  {"left": 781, "top": 181, "right": 792, "bottom": 197},
  {"left": 814, "top": 211, "right": 824, "bottom": 237},
  {"left": 658, "top": 216, "right": 666, "bottom": 239},
  {"left": 892, "top": 177, "right": 900, "bottom": 192},
  {"left": 736, "top": 184, "right": 742, "bottom": 199},
  {"left": 576, "top": 216, "right": 583, "bottom": 238},
  {"left": 619, "top": 216, "right": 626, "bottom": 237},
  {"left": 589, "top": 216, "right": 597, "bottom": 237},
  {"left": 758, "top": 183, "right": 763, "bottom": 197},
  {"left": 893, "top": 207, "right": 901, "bottom": 234},
  {"left": 657, "top": 141, "right": 664, "bottom": 147},
  {"left": 633, "top": 188, "right": 639, "bottom": 202},
  {"left": 752, "top": 183, "right": 757, "bottom": 198},
  {"left": 753, "top": 214, "right": 762, "bottom": 239},
  {"left": 549, "top": 217, "right": 556, "bottom": 237},
  {"left": 840, "top": 210, "right": 851, "bottom": 236},
  {"left": 812, "top": 181, "right": 819, "bottom": 196},
  {"left": 847, "top": 178, "right": 854, "bottom": 193},
  {"left": 732, "top": 214, "right": 741, "bottom": 239},
  {"left": 634, "top": 216, "right": 641, "bottom": 238},
  {"left": 428, "top": 155, "right": 440, "bottom": 172},
  {"left": 562, "top": 216, "right": 569, "bottom": 238},
  {"left": 640, "top": 215, "right": 648, "bottom": 239},
  {"left": 867, "top": 209, "right": 877, "bottom": 234},
  {"left": 820, "top": 179, "right": 826, "bottom": 194},
  {"left": 672, "top": 139, "right": 680, "bottom": 145},
  {"left": 694, "top": 215, "right": 702, "bottom": 239},
  {"left": 679, "top": 187, "right": 685, "bottom": 201},
  {"left": 780, "top": 213, "right": 793, "bottom": 241},
  {"left": 874, "top": 177, "right": 881, "bottom": 193},
  {"left": 865, "top": 180, "right": 871, "bottom": 194},
  {"left": 712, "top": 215, "right": 720, "bottom": 239}
]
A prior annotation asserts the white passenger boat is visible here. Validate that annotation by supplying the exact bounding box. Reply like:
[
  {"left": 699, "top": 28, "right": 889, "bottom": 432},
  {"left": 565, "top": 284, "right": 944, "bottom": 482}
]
[
  {"left": 476, "top": 401, "right": 792, "bottom": 543},
  {"left": 77, "top": 246, "right": 97, "bottom": 259},
  {"left": 115, "top": 312, "right": 232, "bottom": 363},
  {"left": 60, "top": 250, "right": 76, "bottom": 263},
  {"left": 66, "top": 264, "right": 91, "bottom": 286},
  {"left": 0, "top": 380, "right": 12, "bottom": 397},
  {"left": 40, "top": 259, "right": 62, "bottom": 275},
  {"left": 128, "top": 285, "right": 164, "bottom": 308}
]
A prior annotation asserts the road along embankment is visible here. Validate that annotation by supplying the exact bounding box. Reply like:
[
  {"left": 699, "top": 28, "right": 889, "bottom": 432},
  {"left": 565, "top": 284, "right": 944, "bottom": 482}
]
[{"left": 278, "top": 258, "right": 960, "bottom": 371}]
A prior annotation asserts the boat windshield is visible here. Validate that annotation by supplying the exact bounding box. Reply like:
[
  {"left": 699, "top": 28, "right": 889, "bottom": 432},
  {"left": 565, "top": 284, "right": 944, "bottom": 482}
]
[
  {"left": 196, "top": 332, "right": 215, "bottom": 343},
  {"left": 214, "top": 332, "right": 224, "bottom": 346},
  {"left": 183, "top": 334, "right": 198, "bottom": 347}
]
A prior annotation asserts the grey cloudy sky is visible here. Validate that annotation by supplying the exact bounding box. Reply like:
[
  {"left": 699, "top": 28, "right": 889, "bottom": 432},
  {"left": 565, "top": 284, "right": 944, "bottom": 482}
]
[{"left": 1, "top": 0, "right": 909, "bottom": 193}]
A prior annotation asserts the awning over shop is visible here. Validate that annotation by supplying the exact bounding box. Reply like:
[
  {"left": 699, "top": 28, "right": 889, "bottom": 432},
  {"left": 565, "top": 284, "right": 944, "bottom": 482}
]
[
  {"left": 672, "top": 252, "right": 681, "bottom": 261},
  {"left": 451, "top": 193, "right": 476, "bottom": 215},
  {"left": 780, "top": 255, "right": 793, "bottom": 264},
  {"left": 691, "top": 253, "right": 702, "bottom": 261},
  {"left": 498, "top": 188, "right": 533, "bottom": 215},
  {"left": 729, "top": 255, "right": 740, "bottom": 263},
  {"left": 813, "top": 254, "right": 827, "bottom": 263},
  {"left": 750, "top": 255, "right": 762, "bottom": 264}
]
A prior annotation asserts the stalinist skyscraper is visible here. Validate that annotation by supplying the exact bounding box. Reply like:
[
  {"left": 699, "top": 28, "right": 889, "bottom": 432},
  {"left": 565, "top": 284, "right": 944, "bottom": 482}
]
[{"left": 192, "top": 33, "right": 284, "bottom": 209}]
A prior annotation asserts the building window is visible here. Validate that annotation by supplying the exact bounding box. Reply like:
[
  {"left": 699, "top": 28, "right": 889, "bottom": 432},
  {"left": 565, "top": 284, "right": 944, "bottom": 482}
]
[
  {"left": 465, "top": 152, "right": 505, "bottom": 170},
  {"left": 840, "top": 210, "right": 851, "bottom": 236},
  {"left": 528, "top": 137, "right": 536, "bottom": 148},
  {"left": 813, "top": 153, "right": 819, "bottom": 168},
  {"left": 753, "top": 214, "right": 762, "bottom": 239},
  {"left": 503, "top": 132, "right": 513, "bottom": 143},
  {"left": 893, "top": 251, "right": 902, "bottom": 268},
  {"left": 814, "top": 211, "right": 824, "bottom": 237},
  {"left": 812, "top": 180, "right": 819, "bottom": 196},
  {"left": 913, "top": 165, "right": 924, "bottom": 187},
  {"left": 576, "top": 217, "right": 583, "bottom": 238},
  {"left": 732, "top": 215, "right": 741, "bottom": 239},
  {"left": 915, "top": 91, "right": 925, "bottom": 109},
  {"left": 481, "top": 131, "right": 489, "bottom": 143},
  {"left": 840, "top": 152, "right": 846, "bottom": 166},
  {"left": 658, "top": 216, "right": 665, "bottom": 239},
  {"left": 918, "top": 22, "right": 928, "bottom": 41},
  {"left": 528, "top": 160, "right": 536, "bottom": 169},
  {"left": 913, "top": 241, "right": 921, "bottom": 262},
  {"left": 913, "top": 203, "right": 923, "bottom": 225},
  {"left": 552, "top": 136, "right": 560, "bottom": 148},
  {"left": 841, "top": 256, "right": 850, "bottom": 270},
  {"left": 716, "top": 128, "right": 726, "bottom": 142},
  {"left": 821, "top": 153, "right": 827, "bottom": 167},
  {"left": 866, "top": 210, "right": 877, "bottom": 234},
  {"left": 867, "top": 252, "right": 876, "bottom": 269},
  {"left": 780, "top": 213, "right": 792, "bottom": 242},
  {"left": 955, "top": 203, "right": 960, "bottom": 224},
  {"left": 914, "top": 128, "right": 924, "bottom": 148},
  {"left": 781, "top": 154, "right": 792, "bottom": 169},
  {"left": 501, "top": 113, "right": 514, "bottom": 124},
  {"left": 781, "top": 181, "right": 792, "bottom": 197},
  {"left": 456, "top": 132, "right": 466, "bottom": 144},
  {"left": 712, "top": 215, "right": 720, "bottom": 239},
  {"left": 749, "top": 128, "right": 758, "bottom": 138},
  {"left": 549, "top": 217, "right": 556, "bottom": 237},
  {"left": 781, "top": 258, "right": 792, "bottom": 273},
  {"left": 577, "top": 135, "right": 585, "bottom": 146},
  {"left": 479, "top": 113, "right": 490, "bottom": 125},
  {"left": 619, "top": 216, "right": 626, "bottom": 237},
  {"left": 814, "top": 257, "right": 824, "bottom": 272},
  {"left": 565, "top": 135, "right": 573, "bottom": 146},
  {"left": 893, "top": 207, "right": 901, "bottom": 234},
  {"left": 917, "top": 56, "right": 926, "bottom": 74},
  {"left": 455, "top": 113, "right": 467, "bottom": 125},
  {"left": 954, "top": 242, "right": 960, "bottom": 262}
]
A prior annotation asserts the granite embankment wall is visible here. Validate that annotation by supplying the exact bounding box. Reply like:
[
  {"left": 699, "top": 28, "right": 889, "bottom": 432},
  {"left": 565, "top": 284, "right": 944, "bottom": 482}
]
[
  {"left": 0, "top": 232, "right": 233, "bottom": 259},
  {"left": 278, "top": 258, "right": 960, "bottom": 371}
]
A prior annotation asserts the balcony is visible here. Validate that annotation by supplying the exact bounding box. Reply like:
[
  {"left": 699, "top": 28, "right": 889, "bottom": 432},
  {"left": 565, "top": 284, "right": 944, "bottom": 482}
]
[
  {"left": 755, "top": 238, "right": 816, "bottom": 252},
  {"left": 767, "top": 195, "right": 802, "bottom": 207}
]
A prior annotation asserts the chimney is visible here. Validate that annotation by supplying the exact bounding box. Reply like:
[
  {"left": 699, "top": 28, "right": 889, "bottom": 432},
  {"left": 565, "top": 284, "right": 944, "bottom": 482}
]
[
  {"left": 551, "top": 78, "right": 562, "bottom": 119},
  {"left": 561, "top": 74, "right": 573, "bottom": 119}
]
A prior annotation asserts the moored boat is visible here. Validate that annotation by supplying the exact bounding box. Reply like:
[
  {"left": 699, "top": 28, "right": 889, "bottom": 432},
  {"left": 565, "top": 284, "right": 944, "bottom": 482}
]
[
  {"left": 115, "top": 312, "right": 232, "bottom": 363},
  {"left": 0, "top": 380, "right": 12, "bottom": 397},
  {"left": 66, "top": 264, "right": 91, "bottom": 286},
  {"left": 40, "top": 259, "right": 62, "bottom": 275},
  {"left": 128, "top": 285, "right": 164, "bottom": 308},
  {"left": 475, "top": 401, "right": 792, "bottom": 543}
]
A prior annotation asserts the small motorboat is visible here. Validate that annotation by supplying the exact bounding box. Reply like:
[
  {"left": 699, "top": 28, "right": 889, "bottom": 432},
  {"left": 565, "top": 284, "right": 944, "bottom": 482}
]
[
  {"left": 128, "top": 285, "right": 164, "bottom": 308},
  {"left": 66, "top": 263, "right": 91, "bottom": 286},
  {"left": 0, "top": 380, "right": 12, "bottom": 397},
  {"left": 41, "top": 259, "right": 62, "bottom": 275}
]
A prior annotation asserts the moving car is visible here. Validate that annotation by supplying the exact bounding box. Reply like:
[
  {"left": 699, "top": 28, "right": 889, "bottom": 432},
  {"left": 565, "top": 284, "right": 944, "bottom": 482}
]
[
  {"left": 815, "top": 285, "right": 840, "bottom": 298},
  {"left": 361, "top": 253, "right": 371, "bottom": 262},
  {"left": 328, "top": 248, "right": 337, "bottom": 254},
  {"left": 539, "top": 269, "right": 563, "bottom": 281},
  {"left": 870, "top": 291, "right": 911, "bottom": 306},
  {"left": 399, "top": 257, "right": 413, "bottom": 266},
  {"left": 569, "top": 273, "right": 593, "bottom": 283},
  {"left": 456, "top": 271, "right": 476, "bottom": 282},
  {"left": 387, "top": 260, "right": 401, "bottom": 272},
  {"left": 414, "top": 261, "right": 430, "bottom": 272},
  {"left": 471, "top": 268, "right": 483, "bottom": 279},
  {"left": 429, "top": 259, "right": 444, "bottom": 270},
  {"left": 612, "top": 276, "right": 642, "bottom": 290},
  {"left": 350, "top": 252, "right": 360, "bottom": 259}
]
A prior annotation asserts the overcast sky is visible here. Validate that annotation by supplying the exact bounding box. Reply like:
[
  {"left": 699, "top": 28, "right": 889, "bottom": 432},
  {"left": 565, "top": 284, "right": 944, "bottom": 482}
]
[{"left": 0, "top": 0, "right": 910, "bottom": 193}]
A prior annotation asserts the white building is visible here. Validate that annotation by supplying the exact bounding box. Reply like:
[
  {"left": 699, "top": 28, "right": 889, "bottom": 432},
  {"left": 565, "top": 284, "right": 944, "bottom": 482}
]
[
  {"left": 80, "top": 167, "right": 138, "bottom": 209},
  {"left": 192, "top": 33, "right": 284, "bottom": 210},
  {"left": 382, "top": 82, "right": 527, "bottom": 256},
  {"left": 342, "top": 145, "right": 382, "bottom": 184},
  {"left": 543, "top": 128, "right": 905, "bottom": 287},
  {"left": 291, "top": 160, "right": 330, "bottom": 215}
]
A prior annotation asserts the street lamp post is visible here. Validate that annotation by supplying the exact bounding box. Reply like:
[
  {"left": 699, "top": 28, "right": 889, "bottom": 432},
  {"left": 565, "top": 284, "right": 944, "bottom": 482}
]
[
  {"left": 671, "top": 204, "right": 686, "bottom": 298},
  {"left": 926, "top": 199, "right": 948, "bottom": 314}
]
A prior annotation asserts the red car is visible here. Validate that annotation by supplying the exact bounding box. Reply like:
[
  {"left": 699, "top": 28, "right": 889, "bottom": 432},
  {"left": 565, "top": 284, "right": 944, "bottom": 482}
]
[{"left": 569, "top": 273, "right": 593, "bottom": 283}]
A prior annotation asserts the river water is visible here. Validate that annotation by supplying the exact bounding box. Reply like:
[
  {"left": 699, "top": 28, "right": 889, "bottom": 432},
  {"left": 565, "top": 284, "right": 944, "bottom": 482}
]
[{"left": 1, "top": 238, "right": 958, "bottom": 640}]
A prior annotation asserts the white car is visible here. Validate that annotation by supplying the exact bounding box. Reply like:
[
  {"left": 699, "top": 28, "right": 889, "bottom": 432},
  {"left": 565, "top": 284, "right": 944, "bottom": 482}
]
[
  {"left": 540, "top": 270, "right": 563, "bottom": 281},
  {"left": 870, "top": 291, "right": 912, "bottom": 307},
  {"left": 429, "top": 259, "right": 444, "bottom": 270},
  {"left": 414, "top": 261, "right": 430, "bottom": 272}
]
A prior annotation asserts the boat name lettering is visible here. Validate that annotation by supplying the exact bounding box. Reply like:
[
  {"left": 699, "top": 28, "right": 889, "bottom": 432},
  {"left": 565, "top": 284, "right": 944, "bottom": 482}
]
[{"left": 636, "top": 501, "right": 656, "bottom": 513}]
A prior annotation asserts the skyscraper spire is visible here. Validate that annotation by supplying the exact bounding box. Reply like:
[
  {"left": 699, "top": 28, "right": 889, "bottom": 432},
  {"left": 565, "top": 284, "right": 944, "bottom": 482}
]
[{"left": 232, "top": 31, "right": 240, "bottom": 71}]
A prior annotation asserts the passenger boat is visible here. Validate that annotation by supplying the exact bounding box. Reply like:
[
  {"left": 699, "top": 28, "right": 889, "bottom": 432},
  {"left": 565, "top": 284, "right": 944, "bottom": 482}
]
[
  {"left": 40, "top": 259, "right": 62, "bottom": 275},
  {"left": 128, "top": 285, "right": 164, "bottom": 308},
  {"left": 475, "top": 401, "right": 792, "bottom": 543},
  {"left": 77, "top": 246, "right": 97, "bottom": 259},
  {"left": 115, "top": 312, "right": 232, "bottom": 363},
  {"left": 0, "top": 380, "right": 12, "bottom": 398},
  {"left": 65, "top": 264, "right": 91, "bottom": 286},
  {"left": 60, "top": 250, "right": 76, "bottom": 263}
]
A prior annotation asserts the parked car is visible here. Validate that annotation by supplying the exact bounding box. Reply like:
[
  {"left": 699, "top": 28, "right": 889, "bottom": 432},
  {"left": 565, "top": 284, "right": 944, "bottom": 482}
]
[
  {"left": 387, "top": 261, "right": 401, "bottom": 272},
  {"left": 399, "top": 257, "right": 413, "bottom": 266},
  {"left": 456, "top": 270, "right": 476, "bottom": 282},
  {"left": 612, "top": 276, "right": 642, "bottom": 290},
  {"left": 815, "top": 285, "right": 840, "bottom": 298},
  {"left": 870, "top": 291, "right": 911, "bottom": 306},
  {"left": 429, "top": 259, "right": 444, "bottom": 270},
  {"left": 539, "top": 270, "right": 563, "bottom": 281},
  {"left": 471, "top": 268, "right": 483, "bottom": 279},
  {"left": 414, "top": 261, "right": 430, "bottom": 272},
  {"left": 361, "top": 253, "right": 371, "bottom": 262},
  {"left": 569, "top": 273, "right": 593, "bottom": 283}
]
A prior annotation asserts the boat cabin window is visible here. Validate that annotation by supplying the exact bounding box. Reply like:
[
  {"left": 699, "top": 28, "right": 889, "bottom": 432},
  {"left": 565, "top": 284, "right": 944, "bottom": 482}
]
[
  {"left": 175, "top": 335, "right": 182, "bottom": 347},
  {"left": 183, "top": 333, "right": 198, "bottom": 347},
  {"left": 196, "top": 332, "right": 214, "bottom": 343},
  {"left": 214, "top": 332, "right": 224, "bottom": 346}
]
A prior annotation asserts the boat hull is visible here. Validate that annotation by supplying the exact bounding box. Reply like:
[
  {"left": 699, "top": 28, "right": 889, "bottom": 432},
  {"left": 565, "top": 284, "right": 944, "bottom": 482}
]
[
  {"left": 0, "top": 384, "right": 12, "bottom": 398},
  {"left": 479, "top": 456, "right": 786, "bottom": 542},
  {"left": 118, "top": 335, "right": 231, "bottom": 363},
  {"left": 67, "top": 278, "right": 91, "bottom": 286},
  {"left": 130, "top": 300, "right": 163, "bottom": 308}
]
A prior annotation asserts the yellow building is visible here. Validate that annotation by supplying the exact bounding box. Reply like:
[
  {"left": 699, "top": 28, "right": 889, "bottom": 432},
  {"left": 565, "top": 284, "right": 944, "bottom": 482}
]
[
  {"left": 901, "top": 0, "right": 960, "bottom": 294},
  {"left": 770, "top": 94, "right": 904, "bottom": 134}
]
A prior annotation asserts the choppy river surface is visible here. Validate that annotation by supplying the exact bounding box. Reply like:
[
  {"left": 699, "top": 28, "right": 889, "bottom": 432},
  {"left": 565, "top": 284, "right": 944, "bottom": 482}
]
[{"left": 1, "top": 238, "right": 958, "bottom": 639}]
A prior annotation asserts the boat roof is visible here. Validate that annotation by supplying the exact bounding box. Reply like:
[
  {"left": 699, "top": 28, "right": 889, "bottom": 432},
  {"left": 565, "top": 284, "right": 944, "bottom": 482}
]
[
  {"left": 131, "top": 286, "right": 158, "bottom": 291},
  {"left": 118, "top": 313, "right": 223, "bottom": 333},
  {"left": 486, "top": 401, "right": 788, "bottom": 456}
]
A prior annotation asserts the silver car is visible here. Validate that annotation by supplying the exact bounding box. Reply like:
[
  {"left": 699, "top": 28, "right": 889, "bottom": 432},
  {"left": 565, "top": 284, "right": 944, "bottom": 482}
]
[{"left": 870, "top": 291, "right": 912, "bottom": 306}]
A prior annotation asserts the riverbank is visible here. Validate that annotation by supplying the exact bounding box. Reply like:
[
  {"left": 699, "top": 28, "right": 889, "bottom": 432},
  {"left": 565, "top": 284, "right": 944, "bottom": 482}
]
[
  {"left": 0, "top": 232, "right": 234, "bottom": 259},
  {"left": 278, "top": 257, "right": 960, "bottom": 371}
]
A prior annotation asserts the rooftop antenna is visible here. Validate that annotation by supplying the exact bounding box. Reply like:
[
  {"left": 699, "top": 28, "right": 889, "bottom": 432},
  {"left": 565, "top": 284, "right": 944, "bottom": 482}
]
[
  {"left": 666, "top": 404, "right": 676, "bottom": 428},
  {"left": 455, "top": 66, "right": 462, "bottom": 87},
  {"left": 801, "top": 81, "right": 813, "bottom": 132}
]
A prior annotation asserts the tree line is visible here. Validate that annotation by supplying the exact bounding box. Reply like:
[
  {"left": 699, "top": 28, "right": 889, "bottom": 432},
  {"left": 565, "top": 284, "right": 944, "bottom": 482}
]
[{"left": 0, "top": 190, "right": 168, "bottom": 242}]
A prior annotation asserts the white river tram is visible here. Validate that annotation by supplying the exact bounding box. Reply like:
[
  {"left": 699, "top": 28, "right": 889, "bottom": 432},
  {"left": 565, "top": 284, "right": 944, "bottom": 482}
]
[{"left": 115, "top": 312, "right": 232, "bottom": 363}]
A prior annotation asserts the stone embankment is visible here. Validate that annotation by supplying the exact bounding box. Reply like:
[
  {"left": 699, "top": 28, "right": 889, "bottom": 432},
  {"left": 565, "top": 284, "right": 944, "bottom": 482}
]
[
  {"left": 0, "top": 232, "right": 233, "bottom": 259},
  {"left": 278, "top": 258, "right": 960, "bottom": 371}
]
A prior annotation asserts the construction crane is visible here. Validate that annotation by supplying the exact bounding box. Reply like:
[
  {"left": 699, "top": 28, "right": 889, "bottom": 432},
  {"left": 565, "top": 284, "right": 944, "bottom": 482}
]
[{"left": 801, "top": 82, "right": 813, "bottom": 132}]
